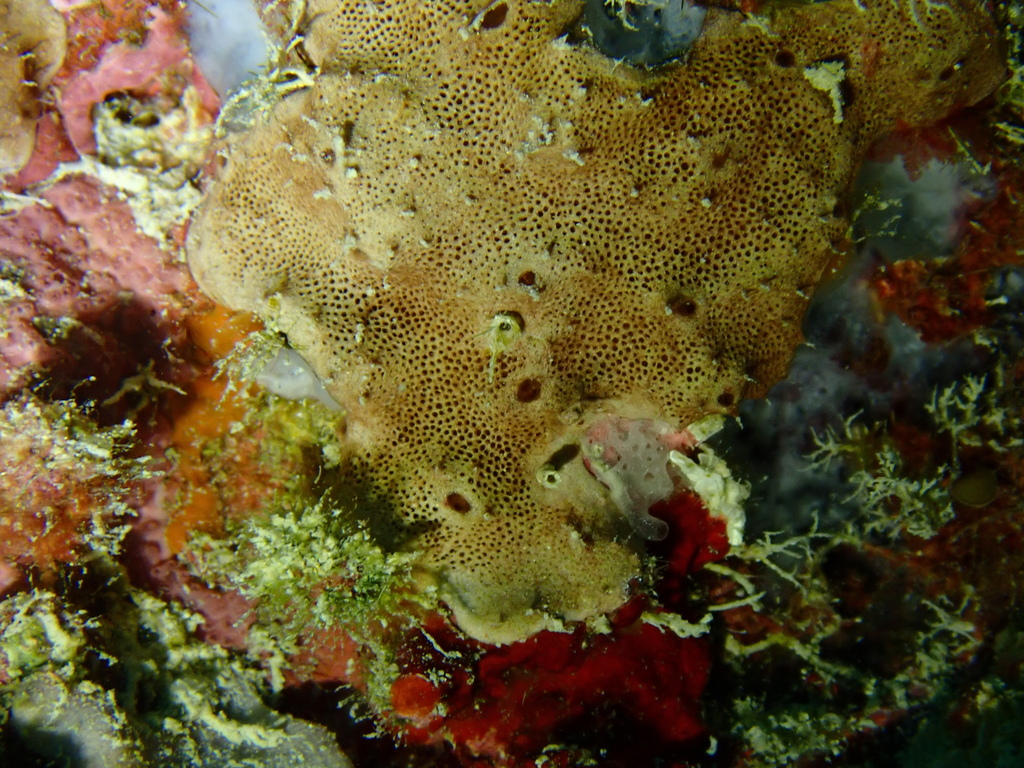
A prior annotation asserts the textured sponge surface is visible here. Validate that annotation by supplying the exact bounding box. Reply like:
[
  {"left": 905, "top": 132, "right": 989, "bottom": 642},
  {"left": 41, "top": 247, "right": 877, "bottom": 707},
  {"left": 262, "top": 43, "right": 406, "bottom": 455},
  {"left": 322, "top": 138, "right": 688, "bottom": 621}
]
[
  {"left": 0, "top": 0, "right": 66, "bottom": 175},
  {"left": 187, "top": 0, "right": 1004, "bottom": 642}
]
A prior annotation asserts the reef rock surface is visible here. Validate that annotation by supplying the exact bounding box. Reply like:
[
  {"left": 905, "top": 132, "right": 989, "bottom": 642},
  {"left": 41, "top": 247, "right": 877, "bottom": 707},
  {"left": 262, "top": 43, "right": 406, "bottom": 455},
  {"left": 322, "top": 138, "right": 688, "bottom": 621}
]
[{"left": 187, "top": 0, "right": 1004, "bottom": 643}]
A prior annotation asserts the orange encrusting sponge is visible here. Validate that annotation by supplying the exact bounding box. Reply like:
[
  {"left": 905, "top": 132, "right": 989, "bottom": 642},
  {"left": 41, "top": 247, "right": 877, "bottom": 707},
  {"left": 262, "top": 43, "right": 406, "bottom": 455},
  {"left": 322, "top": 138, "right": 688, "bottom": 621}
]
[{"left": 164, "top": 305, "right": 263, "bottom": 554}]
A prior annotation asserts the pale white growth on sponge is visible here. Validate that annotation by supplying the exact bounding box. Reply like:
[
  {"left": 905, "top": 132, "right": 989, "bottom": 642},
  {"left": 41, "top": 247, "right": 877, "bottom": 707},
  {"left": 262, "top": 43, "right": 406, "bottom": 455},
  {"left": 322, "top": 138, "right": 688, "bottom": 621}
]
[
  {"left": 583, "top": 419, "right": 675, "bottom": 541},
  {"left": 671, "top": 414, "right": 748, "bottom": 546},
  {"left": 803, "top": 60, "right": 846, "bottom": 125},
  {"left": 256, "top": 349, "right": 342, "bottom": 411},
  {"left": 670, "top": 448, "right": 748, "bottom": 547},
  {"left": 583, "top": 415, "right": 748, "bottom": 544}
]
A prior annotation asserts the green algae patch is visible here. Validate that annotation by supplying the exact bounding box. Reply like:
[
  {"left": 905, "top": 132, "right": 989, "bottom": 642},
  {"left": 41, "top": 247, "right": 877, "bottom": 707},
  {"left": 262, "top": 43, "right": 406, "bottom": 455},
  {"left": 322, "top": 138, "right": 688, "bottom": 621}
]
[
  {"left": 0, "top": 591, "right": 89, "bottom": 683},
  {"left": 188, "top": 498, "right": 420, "bottom": 638}
]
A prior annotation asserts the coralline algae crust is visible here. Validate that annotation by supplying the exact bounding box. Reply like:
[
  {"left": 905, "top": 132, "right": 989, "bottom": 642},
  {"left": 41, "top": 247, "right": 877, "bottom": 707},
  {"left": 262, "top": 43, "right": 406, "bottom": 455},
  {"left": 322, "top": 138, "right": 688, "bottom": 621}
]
[{"left": 187, "top": 0, "right": 1005, "bottom": 643}]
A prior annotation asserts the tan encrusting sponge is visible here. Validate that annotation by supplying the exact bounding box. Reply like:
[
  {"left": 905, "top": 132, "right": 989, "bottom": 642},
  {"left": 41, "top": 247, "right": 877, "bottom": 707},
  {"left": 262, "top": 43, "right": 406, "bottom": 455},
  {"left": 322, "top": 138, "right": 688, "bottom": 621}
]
[
  {"left": 0, "top": 0, "right": 66, "bottom": 176},
  {"left": 187, "top": 0, "right": 1004, "bottom": 643}
]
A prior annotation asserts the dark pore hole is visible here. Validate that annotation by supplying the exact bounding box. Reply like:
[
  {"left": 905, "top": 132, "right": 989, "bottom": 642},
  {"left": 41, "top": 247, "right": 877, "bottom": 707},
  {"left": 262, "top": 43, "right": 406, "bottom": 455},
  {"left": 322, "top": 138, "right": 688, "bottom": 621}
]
[
  {"left": 444, "top": 493, "right": 471, "bottom": 513},
  {"left": 546, "top": 443, "right": 581, "bottom": 470},
  {"left": 480, "top": 2, "right": 508, "bottom": 29},
  {"left": 668, "top": 295, "right": 698, "bottom": 316},
  {"left": 938, "top": 60, "right": 963, "bottom": 82},
  {"left": 516, "top": 378, "right": 542, "bottom": 402}
]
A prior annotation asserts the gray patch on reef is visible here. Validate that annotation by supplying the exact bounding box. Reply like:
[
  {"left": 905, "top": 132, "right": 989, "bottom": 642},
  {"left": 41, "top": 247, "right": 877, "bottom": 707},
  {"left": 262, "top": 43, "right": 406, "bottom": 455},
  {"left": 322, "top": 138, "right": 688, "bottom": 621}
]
[
  {"left": 585, "top": 0, "right": 706, "bottom": 66},
  {"left": 7, "top": 638, "right": 353, "bottom": 768},
  {"left": 186, "top": 0, "right": 270, "bottom": 98},
  {"left": 852, "top": 157, "right": 994, "bottom": 262},
  {"left": 159, "top": 667, "right": 354, "bottom": 768},
  {"left": 10, "top": 673, "right": 146, "bottom": 767},
  {"left": 706, "top": 152, "right": 1011, "bottom": 542}
]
